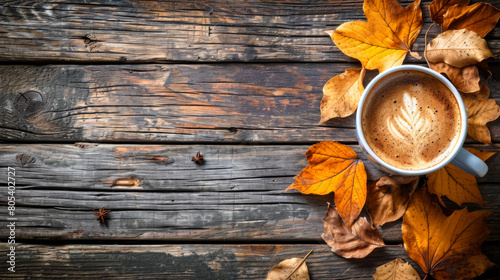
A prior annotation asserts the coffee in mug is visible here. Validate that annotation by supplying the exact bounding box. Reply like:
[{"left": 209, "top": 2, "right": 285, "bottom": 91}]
[{"left": 361, "top": 70, "right": 462, "bottom": 171}]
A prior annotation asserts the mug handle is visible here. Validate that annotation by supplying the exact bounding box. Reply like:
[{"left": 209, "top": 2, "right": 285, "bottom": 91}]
[{"left": 450, "top": 148, "right": 488, "bottom": 177}]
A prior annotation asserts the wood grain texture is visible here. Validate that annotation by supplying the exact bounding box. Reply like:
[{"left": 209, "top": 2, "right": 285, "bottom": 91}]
[
  {"left": 0, "top": 144, "right": 498, "bottom": 242},
  {"left": 0, "top": 0, "right": 498, "bottom": 63},
  {"left": 1, "top": 243, "right": 498, "bottom": 279},
  {"left": 1, "top": 63, "right": 499, "bottom": 143}
]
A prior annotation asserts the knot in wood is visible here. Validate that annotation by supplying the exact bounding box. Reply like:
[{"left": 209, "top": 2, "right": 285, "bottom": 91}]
[
  {"left": 16, "top": 91, "right": 43, "bottom": 116},
  {"left": 16, "top": 153, "right": 36, "bottom": 166}
]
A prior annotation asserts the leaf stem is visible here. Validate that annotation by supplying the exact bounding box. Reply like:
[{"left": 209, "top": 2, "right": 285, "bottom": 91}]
[
  {"left": 285, "top": 249, "right": 313, "bottom": 280},
  {"left": 424, "top": 23, "right": 436, "bottom": 66}
]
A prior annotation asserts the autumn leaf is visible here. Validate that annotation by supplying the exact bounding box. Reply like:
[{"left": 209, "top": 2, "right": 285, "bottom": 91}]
[
  {"left": 429, "top": 0, "right": 469, "bottom": 25},
  {"left": 322, "top": 203, "right": 385, "bottom": 258},
  {"left": 373, "top": 258, "right": 421, "bottom": 280},
  {"left": 428, "top": 62, "right": 479, "bottom": 93},
  {"left": 266, "top": 252, "right": 312, "bottom": 280},
  {"left": 287, "top": 141, "right": 367, "bottom": 226},
  {"left": 366, "top": 176, "right": 419, "bottom": 228},
  {"left": 426, "top": 147, "right": 496, "bottom": 207},
  {"left": 443, "top": 2, "right": 500, "bottom": 38},
  {"left": 328, "top": 0, "right": 423, "bottom": 73},
  {"left": 403, "top": 187, "right": 494, "bottom": 280},
  {"left": 364, "top": 0, "right": 423, "bottom": 59},
  {"left": 425, "top": 29, "right": 494, "bottom": 68},
  {"left": 467, "top": 147, "right": 497, "bottom": 162},
  {"left": 462, "top": 82, "right": 500, "bottom": 144},
  {"left": 319, "top": 68, "right": 365, "bottom": 122}
]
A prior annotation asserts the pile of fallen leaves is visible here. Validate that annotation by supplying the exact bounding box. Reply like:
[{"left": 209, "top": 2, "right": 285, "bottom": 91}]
[{"left": 268, "top": 0, "right": 500, "bottom": 279}]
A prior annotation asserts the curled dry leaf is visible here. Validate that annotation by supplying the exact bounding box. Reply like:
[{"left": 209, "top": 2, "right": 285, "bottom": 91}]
[
  {"left": 266, "top": 257, "right": 310, "bottom": 280},
  {"left": 366, "top": 176, "right": 419, "bottom": 228},
  {"left": 373, "top": 258, "right": 421, "bottom": 280},
  {"left": 328, "top": 0, "right": 423, "bottom": 73},
  {"left": 428, "top": 61, "right": 480, "bottom": 93},
  {"left": 426, "top": 147, "right": 496, "bottom": 207},
  {"left": 286, "top": 141, "right": 367, "bottom": 227},
  {"left": 442, "top": 2, "right": 500, "bottom": 38},
  {"left": 462, "top": 82, "right": 500, "bottom": 144},
  {"left": 425, "top": 29, "right": 493, "bottom": 68},
  {"left": 322, "top": 203, "right": 385, "bottom": 259},
  {"left": 429, "top": 0, "right": 469, "bottom": 25},
  {"left": 319, "top": 68, "right": 365, "bottom": 122},
  {"left": 403, "top": 187, "right": 494, "bottom": 280}
]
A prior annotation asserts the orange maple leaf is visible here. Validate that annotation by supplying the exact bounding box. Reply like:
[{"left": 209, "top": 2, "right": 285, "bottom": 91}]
[
  {"left": 327, "top": 0, "right": 423, "bottom": 73},
  {"left": 426, "top": 147, "right": 496, "bottom": 207},
  {"left": 286, "top": 141, "right": 367, "bottom": 227},
  {"left": 403, "top": 187, "right": 494, "bottom": 280}
]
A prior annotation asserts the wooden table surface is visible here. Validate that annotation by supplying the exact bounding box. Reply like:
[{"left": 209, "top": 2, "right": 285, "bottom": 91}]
[{"left": 0, "top": 0, "right": 499, "bottom": 279}]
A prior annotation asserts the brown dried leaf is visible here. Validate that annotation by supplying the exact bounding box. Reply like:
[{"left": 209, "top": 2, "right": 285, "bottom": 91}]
[
  {"left": 443, "top": 2, "right": 500, "bottom": 37},
  {"left": 462, "top": 82, "right": 500, "bottom": 144},
  {"left": 319, "top": 68, "right": 365, "bottom": 122},
  {"left": 366, "top": 176, "right": 419, "bottom": 228},
  {"left": 403, "top": 187, "right": 494, "bottom": 280},
  {"left": 265, "top": 258, "right": 310, "bottom": 280},
  {"left": 426, "top": 29, "right": 494, "bottom": 68},
  {"left": 429, "top": 0, "right": 469, "bottom": 25},
  {"left": 321, "top": 203, "right": 385, "bottom": 259},
  {"left": 428, "top": 62, "right": 480, "bottom": 93},
  {"left": 287, "top": 141, "right": 367, "bottom": 227},
  {"left": 373, "top": 258, "right": 421, "bottom": 280}
]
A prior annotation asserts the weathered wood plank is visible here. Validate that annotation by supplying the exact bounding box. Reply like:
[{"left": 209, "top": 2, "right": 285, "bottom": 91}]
[
  {"left": 1, "top": 63, "right": 499, "bottom": 143},
  {"left": 0, "top": 144, "right": 498, "bottom": 242},
  {"left": 1, "top": 243, "right": 499, "bottom": 279},
  {"left": 0, "top": 0, "right": 498, "bottom": 63}
]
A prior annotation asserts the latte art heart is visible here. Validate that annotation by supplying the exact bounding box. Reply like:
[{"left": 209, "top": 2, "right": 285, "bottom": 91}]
[{"left": 362, "top": 70, "right": 461, "bottom": 171}]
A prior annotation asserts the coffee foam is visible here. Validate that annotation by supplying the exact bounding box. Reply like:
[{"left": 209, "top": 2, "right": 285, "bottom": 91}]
[{"left": 362, "top": 70, "right": 461, "bottom": 171}]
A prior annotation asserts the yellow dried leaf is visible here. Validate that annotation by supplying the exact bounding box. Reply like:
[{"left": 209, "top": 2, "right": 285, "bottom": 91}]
[
  {"left": 319, "top": 68, "right": 365, "bottom": 123},
  {"left": 327, "top": 0, "right": 423, "bottom": 73},
  {"left": 373, "top": 258, "right": 421, "bottom": 280},
  {"left": 327, "top": 22, "right": 407, "bottom": 73},
  {"left": 266, "top": 257, "right": 309, "bottom": 280},
  {"left": 364, "top": 0, "right": 423, "bottom": 53}
]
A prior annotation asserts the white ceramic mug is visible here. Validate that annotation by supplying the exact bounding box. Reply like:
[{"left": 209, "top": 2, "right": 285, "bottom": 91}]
[{"left": 356, "top": 65, "right": 488, "bottom": 177}]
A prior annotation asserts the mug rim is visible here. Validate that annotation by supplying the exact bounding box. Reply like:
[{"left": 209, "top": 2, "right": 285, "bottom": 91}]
[{"left": 355, "top": 65, "right": 468, "bottom": 176}]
